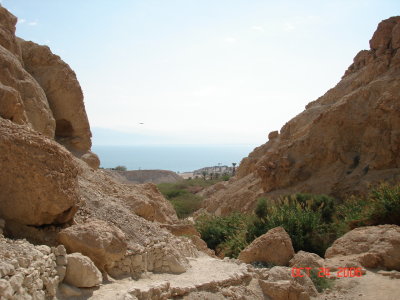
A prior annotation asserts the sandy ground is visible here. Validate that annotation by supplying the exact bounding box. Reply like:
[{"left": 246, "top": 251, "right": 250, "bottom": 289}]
[
  {"left": 80, "top": 254, "right": 248, "bottom": 300},
  {"left": 315, "top": 270, "right": 400, "bottom": 300}
]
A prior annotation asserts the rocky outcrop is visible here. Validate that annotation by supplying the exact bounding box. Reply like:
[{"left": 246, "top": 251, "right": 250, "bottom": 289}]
[
  {"left": 0, "top": 6, "right": 99, "bottom": 169},
  {"left": 0, "top": 118, "right": 78, "bottom": 226},
  {"left": 325, "top": 225, "right": 400, "bottom": 271},
  {"left": 0, "top": 235, "right": 67, "bottom": 299},
  {"left": 238, "top": 227, "right": 294, "bottom": 265},
  {"left": 64, "top": 253, "right": 102, "bottom": 288},
  {"left": 259, "top": 266, "right": 317, "bottom": 300},
  {"left": 18, "top": 39, "right": 92, "bottom": 154},
  {"left": 106, "top": 169, "right": 183, "bottom": 184},
  {"left": 58, "top": 219, "right": 128, "bottom": 271},
  {"left": 289, "top": 251, "right": 324, "bottom": 269},
  {"left": 0, "top": 7, "right": 55, "bottom": 137},
  {"left": 202, "top": 16, "right": 400, "bottom": 215}
]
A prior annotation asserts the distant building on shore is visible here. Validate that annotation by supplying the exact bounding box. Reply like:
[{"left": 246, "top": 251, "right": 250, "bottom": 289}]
[{"left": 193, "top": 165, "right": 233, "bottom": 176}]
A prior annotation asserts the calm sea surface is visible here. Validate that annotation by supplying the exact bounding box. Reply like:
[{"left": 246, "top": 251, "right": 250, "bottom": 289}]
[{"left": 92, "top": 145, "right": 255, "bottom": 173}]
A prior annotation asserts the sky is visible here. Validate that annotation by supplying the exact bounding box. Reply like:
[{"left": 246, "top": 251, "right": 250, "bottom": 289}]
[{"left": 3, "top": 0, "right": 400, "bottom": 146}]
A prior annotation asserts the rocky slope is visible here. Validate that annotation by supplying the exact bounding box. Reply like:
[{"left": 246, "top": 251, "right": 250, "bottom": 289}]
[
  {"left": 1, "top": 5, "right": 400, "bottom": 299},
  {"left": 0, "top": 6, "right": 99, "bottom": 169},
  {"left": 105, "top": 169, "right": 182, "bottom": 184},
  {"left": 202, "top": 16, "right": 400, "bottom": 215}
]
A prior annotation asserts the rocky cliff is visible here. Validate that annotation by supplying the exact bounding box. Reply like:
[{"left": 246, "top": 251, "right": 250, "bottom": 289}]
[
  {"left": 202, "top": 16, "right": 400, "bottom": 215},
  {"left": 0, "top": 6, "right": 99, "bottom": 169}
]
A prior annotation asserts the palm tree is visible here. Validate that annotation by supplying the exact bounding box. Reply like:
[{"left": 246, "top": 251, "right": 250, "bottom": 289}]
[{"left": 232, "top": 163, "right": 237, "bottom": 176}]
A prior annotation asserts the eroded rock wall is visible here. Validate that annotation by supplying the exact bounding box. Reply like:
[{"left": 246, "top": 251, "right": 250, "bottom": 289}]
[
  {"left": 202, "top": 16, "right": 400, "bottom": 215},
  {"left": 18, "top": 39, "right": 92, "bottom": 154}
]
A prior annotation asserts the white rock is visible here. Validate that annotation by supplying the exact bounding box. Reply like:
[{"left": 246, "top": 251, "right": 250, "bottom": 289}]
[{"left": 64, "top": 253, "right": 102, "bottom": 288}]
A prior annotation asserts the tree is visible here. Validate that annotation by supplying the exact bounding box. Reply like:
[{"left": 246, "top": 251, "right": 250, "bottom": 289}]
[
  {"left": 115, "top": 165, "right": 127, "bottom": 171},
  {"left": 202, "top": 171, "right": 207, "bottom": 180},
  {"left": 232, "top": 163, "right": 237, "bottom": 176}
]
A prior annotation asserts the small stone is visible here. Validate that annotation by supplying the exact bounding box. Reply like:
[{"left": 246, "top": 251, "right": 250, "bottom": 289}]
[
  {"left": 56, "top": 255, "right": 67, "bottom": 266},
  {"left": 59, "top": 283, "right": 82, "bottom": 297},
  {"left": 0, "top": 279, "right": 14, "bottom": 298}
]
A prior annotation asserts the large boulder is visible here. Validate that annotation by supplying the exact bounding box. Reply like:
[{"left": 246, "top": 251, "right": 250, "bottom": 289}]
[
  {"left": 64, "top": 253, "right": 102, "bottom": 288},
  {"left": 325, "top": 225, "right": 400, "bottom": 271},
  {"left": 259, "top": 266, "right": 317, "bottom": 300},
  {"left": 18, "top": 39, "right": 92, "bottom": 154},
  {"left": 289, "top": 251, "right": 324, "bottom": 270},
  {"left": 58, "top": 219, "right": 128, "bottom": 271},
  {"left": 0, "top": 118, "right": 78, "bottom": 225},
  {"left": 238, "top": 227, "right": 294, "bottom": 265}
]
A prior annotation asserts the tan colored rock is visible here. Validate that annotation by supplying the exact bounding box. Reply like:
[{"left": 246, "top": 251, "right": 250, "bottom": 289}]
[
  {"left": 0, "top": 38, "right": 55, "bottom": 137},
  {"left": 80, "top": 151, "right": 100, "bottom": 169},
  {"left": 58, "top": 219, "right": 128, "bottom": 271},
  {"left": 64, "top": 253, "right": 102, "bottom": 288},
  {"left": 120, "top": 183, "right": 179, "bottom": 224},
  {"left": 325, "top": 225, "right": 400, "bottom": 271},
  {"left": 267, "top": 266, "right": 317, "bottom": 297},
  {"left": 259, "top": 279, "right": 310, "bottom": 300},
  {"left": 201, "top": 16, "right": 400, "bottom": 215},
  {"left": 18, "top": 39, "right": 92, "bottom": 153},
  {"left": 0, "top": 6, "right": 22, "bottom": 60},
  {"left": 238, "top": 227, "right": 294, "bottom": 266},
  {"left": 289, "top": 251, "right": 324, "bottom": 269},
  {"left": 160, "top": 223, "right": 200, "bottom": 237},
  {"left": 0, "top": 118, "right": 78, "bottom": 225},
  {"left": 268, "top": 130, "right": 279, "bottom": 140}
]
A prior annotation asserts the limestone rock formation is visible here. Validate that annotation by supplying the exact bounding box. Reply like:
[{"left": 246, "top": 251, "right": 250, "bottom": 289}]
[
  {"left": 289, "top": 251, "right": 324, "bottom": 270},
  {"left": 202, "top": 16, "right": 400, "bottom": 215},
  {"left": 0, "top": 6, "right": 99, "bottom": 169},
  {"left": 58, "top": 219, "right": 128, "bottom": 271},
  {"left": 0, "top": 235, "right": 67, "bottom": 298},
  {"left": 106, "top": 169, "right": 183, "bottom": 184},
  {"left": 238, "top": 227, "right": 294, "bottom": 265},
  {"left": 18, "top": 39, "right": 92, "bottom": 154},
  {"left": 257, "top": 266, "right": 317, "bottom": 300},
  {"left": 64, "top": 253, "right": 102, "bottom": 288},
  {"left": 0, "top": 118, "right": 78, "bottom": 226},
  {"left": 0, "top": 7, "right": 55, "bottom": 137},
  {"left": 325, "top": 225, "right": 400, "bottom": 271}
]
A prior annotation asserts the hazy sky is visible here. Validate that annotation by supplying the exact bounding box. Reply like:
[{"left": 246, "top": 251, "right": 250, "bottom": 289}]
[{"left": 3, "top": 0, "right": 399, "bottom": 146}]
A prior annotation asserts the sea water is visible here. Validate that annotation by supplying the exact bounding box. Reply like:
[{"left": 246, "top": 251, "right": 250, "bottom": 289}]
[{"left": 92, "top": 145, "right": 255, "bottom": 173}]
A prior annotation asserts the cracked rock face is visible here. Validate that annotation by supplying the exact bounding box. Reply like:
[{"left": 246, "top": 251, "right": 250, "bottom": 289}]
[
  {"left": 0, "top": 118, "right": 79, "bottom": 226},
  {"left": 202, "top": 16, "right": 400, "bottom": 215},
  {"left": 325, "top": 224, "right": 400, "bottom": 271},
  {"left": 18, "top": 39, "right": 92, "bottom": 154},
  {"left": 238, "top": 227, "right": 295, "bottom": 266}
]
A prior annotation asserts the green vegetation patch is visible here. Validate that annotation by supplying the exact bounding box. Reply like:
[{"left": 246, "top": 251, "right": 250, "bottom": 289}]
[{"left": 157, "top": 177, "right": 229, "bottom": 219}]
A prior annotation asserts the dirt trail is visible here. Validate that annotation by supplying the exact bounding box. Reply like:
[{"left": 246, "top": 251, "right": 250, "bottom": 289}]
[
  {"left": 316, "top": 270, "right": 400, "bottom": 300},
  {"left": 82, "top": 254, "right": 249, "bottom": 300}
]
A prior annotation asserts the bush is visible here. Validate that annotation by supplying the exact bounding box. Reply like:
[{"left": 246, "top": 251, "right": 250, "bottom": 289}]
[
  {"left": 309, "top": 269, "right": 334, "bottom": 292},
  {"left": 247, "top": 194, "right": 340, "bottom": 256},
  {"left": 115, "top": 165, "right": 127, "bottom": 171},
  {"left": 195, "top": 213, "right": 248, "bottom": 257},
  {"left": 157, "top": 178, "right": 231, "bottom": 219},
  {"left": 169, "top": 192, "right": 202, "bottom": 219},
  {"left": 368, "top": 183, "right": 400, "bottom": 225},
  {"left": 336, "top": 183, "right": 400, "bottom": 228}
]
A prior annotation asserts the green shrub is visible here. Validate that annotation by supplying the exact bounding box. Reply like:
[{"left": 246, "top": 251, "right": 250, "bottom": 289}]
[
  {"left": 195, "top": 213, "right": 248, "bottom": 257},
  {"left": 368, "top": 183, "right": 400, "bottom": 225},
  {"left": 309, "top": 269, "right": 334, "bottom": 292},
  {"left": 336, "top": 183, "right": 400, "bottom": 228},
  {"left": 247, "top": 195, "right": 340, "bottom": 256},
  {"left": 170, "top": 193, "right": 202, "bottom": 219},
  {"left": 114, "top": 165, "right": 127, "bottom": 171},
  {"left": 255, "top": 197, "right": 268, "bottom": 219}
]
